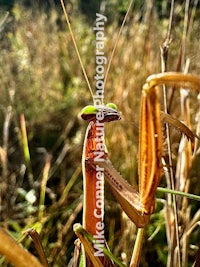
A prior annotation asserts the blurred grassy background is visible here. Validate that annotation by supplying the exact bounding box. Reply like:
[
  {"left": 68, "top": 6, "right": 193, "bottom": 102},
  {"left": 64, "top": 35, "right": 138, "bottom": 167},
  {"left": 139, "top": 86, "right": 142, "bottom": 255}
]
[{"left": 0, "top": 1, "right": 200, "bottom": 266}]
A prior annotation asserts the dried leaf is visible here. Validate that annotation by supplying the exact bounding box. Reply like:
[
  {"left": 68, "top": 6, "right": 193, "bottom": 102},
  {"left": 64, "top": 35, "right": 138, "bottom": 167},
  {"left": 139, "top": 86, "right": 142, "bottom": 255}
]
[{"left": 161, "top": 111, "right": 199, "bottom": 142}]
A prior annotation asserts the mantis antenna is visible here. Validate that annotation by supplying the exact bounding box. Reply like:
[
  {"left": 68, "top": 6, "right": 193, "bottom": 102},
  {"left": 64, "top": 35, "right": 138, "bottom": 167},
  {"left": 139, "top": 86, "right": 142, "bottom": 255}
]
[
  {"left": 60, "top": 0, "right": 135, "bottom": 103},
  {"left": 104, "top": 0, "right": 134, "bottom": 90},
  {"left": 59, "top": 0, "right": 94, "bottom": 102}
]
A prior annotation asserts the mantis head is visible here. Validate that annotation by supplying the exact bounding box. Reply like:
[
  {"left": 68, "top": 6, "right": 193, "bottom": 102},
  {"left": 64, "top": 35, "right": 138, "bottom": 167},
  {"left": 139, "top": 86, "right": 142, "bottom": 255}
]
[{"left": 80, "top": 103, "right": 121, "bottom": 122}]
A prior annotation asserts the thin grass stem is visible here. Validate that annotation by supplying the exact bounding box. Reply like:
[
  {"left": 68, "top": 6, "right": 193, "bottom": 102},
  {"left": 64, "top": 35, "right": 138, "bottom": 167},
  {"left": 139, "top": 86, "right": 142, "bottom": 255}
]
[
  {"left": 38, "top": 154, "right": 52, "bottom": 220},
  {"left": 20, "top": 114, "right": 33, "bottom": 185},
  {"left": 157, "top": 187, "right": 200, "bottom": 202},
  {"left": 129, "top": 228, "right": 145, "bottom": 267}
]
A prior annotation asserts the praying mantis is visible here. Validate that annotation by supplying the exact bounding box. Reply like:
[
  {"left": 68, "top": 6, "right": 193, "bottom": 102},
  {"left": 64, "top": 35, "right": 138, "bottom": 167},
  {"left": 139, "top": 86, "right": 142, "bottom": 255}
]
[
  {"left": 58, "top": 0, "right": 200, "bottom": 266},
  {"left": 1, "top": 1, "right": 200, "bottom": 267},
  {"left": 81, "top": 73, "right": 200, "bottom": 225},
  {"left": 78, "top": 73, "right": 200, "bottom": 267}
]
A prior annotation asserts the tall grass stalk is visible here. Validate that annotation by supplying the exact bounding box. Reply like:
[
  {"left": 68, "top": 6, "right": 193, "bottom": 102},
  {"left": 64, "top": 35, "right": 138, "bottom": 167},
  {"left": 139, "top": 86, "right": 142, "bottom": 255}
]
[
  {"left": 20, "top": 114, "right": 33, "bottom": 185},
  {"left": 38, "top": 154, "right": 52, "bottom": 221}
]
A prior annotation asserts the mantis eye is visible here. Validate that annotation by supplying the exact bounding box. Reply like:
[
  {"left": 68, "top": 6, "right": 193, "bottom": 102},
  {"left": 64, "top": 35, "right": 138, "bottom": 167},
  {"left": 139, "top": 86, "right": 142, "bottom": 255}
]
[
  {"left": 80, "top": 105, "right": 98, "bottom": 121},
  {"left": 80, "top": 105, "right": 98, "bottom": 115},
  {"left": 106, "top": 103, "right": 118, "bottom": 110}
]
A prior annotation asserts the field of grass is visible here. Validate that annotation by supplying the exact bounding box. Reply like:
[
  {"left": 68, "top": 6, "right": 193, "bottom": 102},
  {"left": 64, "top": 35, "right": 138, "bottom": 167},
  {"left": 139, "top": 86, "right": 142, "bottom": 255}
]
[{"left": 0, "top": 1, "right": 200, "bottom": 266}]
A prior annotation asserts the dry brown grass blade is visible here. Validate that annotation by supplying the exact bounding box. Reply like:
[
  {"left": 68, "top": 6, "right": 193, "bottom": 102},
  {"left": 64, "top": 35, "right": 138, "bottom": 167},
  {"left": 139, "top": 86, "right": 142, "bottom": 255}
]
[
  {"left": 73, "top": 224, "right": 104, "bottom": 267},
  {"left": 175, "top": 87, "right": 193, "bottom": 263},
  {"left": 26, "top": 228, "right": 49, "bottom": 267},
  {"left": 139, "top": 85, "right": 162, "bottom": 215},
  {"left": 161, "top": 111, "right": 198, "bottom": 143},
  {"left": 0, "top": 228, "right": 43, "bottom": 267}
]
